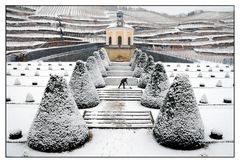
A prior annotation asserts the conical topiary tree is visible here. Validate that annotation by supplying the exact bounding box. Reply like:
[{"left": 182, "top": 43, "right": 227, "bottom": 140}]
[
  {"left": 25, "top": 93, "right": 35, "bottom": 102},
  {"left": 86, "top": 56, "right": 105, "bottom": 88},
  {"left": 170, "top": 72, "right": 174, "bottom": 77},
  {"left": 216, "top": 80, "right": 222, "bottom": 87},
  {"left": 197, "top": 72, "right": 203, "bottom": 78},
  {"left": 138, "top": 55, "right": 155, "bottom": 88},
  {"left": 100, "top": 47, "right": 111, "bottom": 65},
  {"left": 225, "top": 72, "right": 230, "bottom": 78},
  {"left": 25, "top": 66, "right": 29, "bottom": 70},
  {"left": 153, "top": 74, "right": 205, "bottom": 150},
  {"left": 131, "top": 49, "right": 142, "bottom": 71},
  {"left": 27, "top": 75, "right": 89, "bottom": 152},
  {"left": 99, "top": 49, "right": 110, "bottom": 71},
  {"left": 129, "top": 48, "right": 138, "bottom": 66},
  {"left": 199, "top": 94, "right": 208, "bottom": 104},
  {"left": 14, "top": 78, "right": 21, "bottom": 85},
  {"left": 64, "top": 71, "right": 69, "bottom": 76},
  {"left": 133, "top": 52, "right": 148, "bottom": 78},
  {"left": 7, "top": 70, "right": 11, "bottom": 76},
  {"left": 35, "top": 71, "right": 40, "bottom": 76},
  {"left": 141, "top": 62, "right": 170, "bottom": 109},
  {"left": 69, "top": 60, "right": 100, "bottom": 108},
  {"left": 93, "top": 51, "right": 107, "bottom": 77}
]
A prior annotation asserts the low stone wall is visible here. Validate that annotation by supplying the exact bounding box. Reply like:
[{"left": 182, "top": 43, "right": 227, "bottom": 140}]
[
  {"left": 7, "top": 42, "right": 195, "bottom": 63},
  {"left": 142, "top": 49, "right": 194, "bottom": 63},
  {"left": 25, "top": 42, "right": 104, "bottom": 61},
  {"left": 135, "top": 44, "right": 194, "bottom": 63}
]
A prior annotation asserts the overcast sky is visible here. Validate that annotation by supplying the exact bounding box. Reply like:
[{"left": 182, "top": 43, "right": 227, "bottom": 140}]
[{"left": 140, "top": 6, "right": 233, "bottom": 15}]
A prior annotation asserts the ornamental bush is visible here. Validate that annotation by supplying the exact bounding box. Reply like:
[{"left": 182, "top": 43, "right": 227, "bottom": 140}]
[
  {"left": 141, "top": 62, "right": 170, "bottom": 109},
  {"left": 133, "top": 52, "right": 148, "bottom": 78},
  {"left": 138, "top": 55, "right": 155, "bottom": 88},
  {"left": 86, "top": 56, "right": 105, "bottom": 88},
  {"left": 69, "top": 60, "right": 100, "bottom": 108},
  {"left": 153, "top": 74, "right": 205, "bottom": 149},
  {"left": 27, "top": 75, "right": 89, "bottom": 152}
]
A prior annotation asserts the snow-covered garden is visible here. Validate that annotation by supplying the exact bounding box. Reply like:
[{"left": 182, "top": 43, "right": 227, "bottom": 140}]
[{"left": 6, "top": 47, "right": 234, "bottom": 157}]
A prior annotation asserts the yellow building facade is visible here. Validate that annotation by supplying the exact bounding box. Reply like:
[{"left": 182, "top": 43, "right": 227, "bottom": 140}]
[{"left": 105, "top": 10, "right": 134, "bottom": 62}]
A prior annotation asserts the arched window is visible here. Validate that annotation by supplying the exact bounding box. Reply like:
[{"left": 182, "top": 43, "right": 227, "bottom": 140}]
[
  {"left": 109, "top": 37, "right": 112, "bottom": 45},
  {"left": 118, "top": 36, "right": 122, "bottom": 46},
  {"left": 128, "top": 37, "right": 131, "bottom": 45}
]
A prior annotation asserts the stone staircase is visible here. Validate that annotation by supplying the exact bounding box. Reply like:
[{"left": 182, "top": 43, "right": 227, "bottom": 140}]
[
  {"left": 90, "top": 62, "right": 151, "bottom": 129},
  {"left": 83, "top": 110, "right": 154, "bottom": 129},
  {"left": 97, "top": 89, "right": 142, "bottom": 101},
  {"left": 105, "top": 62, "right": 138, "bottom": 86}
]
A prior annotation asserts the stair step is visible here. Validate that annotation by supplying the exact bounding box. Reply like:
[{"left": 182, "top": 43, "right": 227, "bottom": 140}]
[
  {"left": 85, "top": 124, "right": 153, "bottom": 129},
  {"left": 99, "top": 95, "right": 141, "bottom": 97},
  {"left": 110, "top": 66, "right": 131, "bottom": 70},
  {"left": 83, "top": 110, "right": 154, "bottom": 129},
  {"left": 99, "top": 98, "right": 141, "bottom": 101},
  {"left": 99, "top": 95, "right": 142, "bottom": 97},
  {"left": 111, "top": 62, "right": 130, "bottom": 66},
  {"left": 105, "top": 77, "right": 138, "bottom": 86},
  {"left": 97, "top": 89, "right": 142, "bottom": 92},
  {"left": 107, "top": 71, "right": 133, "bottom": 76}
]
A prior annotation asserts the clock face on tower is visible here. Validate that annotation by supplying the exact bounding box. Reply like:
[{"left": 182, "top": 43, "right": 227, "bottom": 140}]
[{"left": 117, "top": 21, "right": 122, "bottom": 26}]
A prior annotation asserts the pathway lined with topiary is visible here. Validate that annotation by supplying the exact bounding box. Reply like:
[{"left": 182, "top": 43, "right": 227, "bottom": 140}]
[{"left": 84, "top": 61, "right": 156, "bottom": 129}]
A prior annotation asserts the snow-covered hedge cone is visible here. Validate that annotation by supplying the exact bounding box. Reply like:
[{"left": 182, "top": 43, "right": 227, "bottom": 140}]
[
  {"left": 225, "top": 72, "right": 230, "bottom": 78},
  {"left": 153, "top": 74, "right": 205, "bottom": 150},
  {"left": 131, "top": 49, "right": 142, "bottom": 71},
  {"left": 170, "top": 72, "right": 174, "bottom": 77},
  {"left": 133, "top": 52, "right": 148, "bottom": 78},
  {"left": 14, "top": 78, "right": 21, "bottom": 85},
  {"left": 25, "top": 66, "right": 29, "bottom": 70},
  {"left": 99, "top": 49, "right": 110, "bottom": 70},
  {"left": 27, "top": 75, "right": 89, "bottom": 152},
  {"left": 86, "top": 56, "right": 105, "bottom": 88},
  {"left": 216, "top": 80, "right": 222, "bottom": 87},
  {"left": 100, "top": 47, "right": 111, "bottom": 65},
  {"left": 93, "top": 51, "right": 107, "bottom": 77},
  {"left": 129, "top": 48, "right": 138, "bottom": 66},
  {"left": 138, "top": 55, "right": 155, "bottom": 88},
  {"left": 69, "top": 60, "right": 100, "bottom": 108},
  {"left": 199, "top": 94, "right": 208, "bottom": 104},
  {"left": 35, "top": 71, "right": 40, "bottom": 76},
  {"left": 38, "top": 61, "right": 42, "bottom": 66},
  {"left": 64, "top": 71, "right": 69, "bottom": 76},
  {"left": 197, "top": 72, "right": 203, "bottom": 78},
  {"left": 7, "top": 70, "right": 11, "bottom": 76},
  {"left": 25, "top": 93, "right": 35, "bottom": 102},
  {"left": 141, "top": 62, "right": 170, "bottom": 109},
  {"left": 48, "top": 65, "right": 53, "bottom": 70}
]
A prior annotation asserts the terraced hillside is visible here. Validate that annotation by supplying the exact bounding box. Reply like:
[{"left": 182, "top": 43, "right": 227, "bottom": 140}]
[{"left": 6, "top": 6, "right": 234, "bottom": 63}]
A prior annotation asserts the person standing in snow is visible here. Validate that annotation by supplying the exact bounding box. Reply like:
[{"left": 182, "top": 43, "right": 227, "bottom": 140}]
[{"left": 118, "top": 78, "right": 128, "bottom": 89}]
